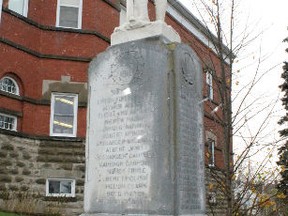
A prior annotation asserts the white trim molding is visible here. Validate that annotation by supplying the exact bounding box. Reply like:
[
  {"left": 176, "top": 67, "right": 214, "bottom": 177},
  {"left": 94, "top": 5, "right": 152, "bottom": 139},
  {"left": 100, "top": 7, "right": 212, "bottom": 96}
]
[
  {"left": 0, "top": 0, "right": 3, "bottom": 23},
  {"left": 56, "top": 0, "right": 83, "bottom": 29}
]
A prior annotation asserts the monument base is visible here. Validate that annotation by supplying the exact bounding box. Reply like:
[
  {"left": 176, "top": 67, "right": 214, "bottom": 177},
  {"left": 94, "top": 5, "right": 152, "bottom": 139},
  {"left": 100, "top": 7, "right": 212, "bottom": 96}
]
[{"left": 111, "top": 21, "right": 181, "bottom": 45}]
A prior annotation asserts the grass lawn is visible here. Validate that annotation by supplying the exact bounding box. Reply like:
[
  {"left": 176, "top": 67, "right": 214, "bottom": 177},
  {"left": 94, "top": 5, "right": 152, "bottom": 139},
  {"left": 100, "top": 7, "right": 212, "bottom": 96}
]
[{"left": 0, "top": 212, "right": 20, "bottom": 216}]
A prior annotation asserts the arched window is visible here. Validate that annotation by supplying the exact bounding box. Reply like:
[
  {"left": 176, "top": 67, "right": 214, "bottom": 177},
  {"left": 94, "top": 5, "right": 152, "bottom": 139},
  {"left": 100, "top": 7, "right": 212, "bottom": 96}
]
[{"left": 0, "top": 76, "right": 20, "bottom": 95}]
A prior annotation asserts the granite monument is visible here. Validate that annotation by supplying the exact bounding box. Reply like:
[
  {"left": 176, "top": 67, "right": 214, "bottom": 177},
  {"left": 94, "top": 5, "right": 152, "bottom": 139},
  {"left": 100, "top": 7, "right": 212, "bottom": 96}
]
[{"left": 82, "top": 1, "right": 206, "bottom": 216}]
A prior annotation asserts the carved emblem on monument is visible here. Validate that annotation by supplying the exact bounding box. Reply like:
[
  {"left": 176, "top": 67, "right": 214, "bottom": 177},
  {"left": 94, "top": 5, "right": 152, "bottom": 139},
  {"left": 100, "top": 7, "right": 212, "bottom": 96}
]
[
  {"left": 181, "top": 52, "right": 196, "bottom": 86},
  {"left": 108, "top": 45, "right": 146, "bottom": 95}
]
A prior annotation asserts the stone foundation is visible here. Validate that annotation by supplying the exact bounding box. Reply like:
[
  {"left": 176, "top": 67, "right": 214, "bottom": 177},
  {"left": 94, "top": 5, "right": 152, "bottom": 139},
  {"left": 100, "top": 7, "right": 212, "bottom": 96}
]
[{"left": 0, "top": 131, "right": 85, "bottom": 216}]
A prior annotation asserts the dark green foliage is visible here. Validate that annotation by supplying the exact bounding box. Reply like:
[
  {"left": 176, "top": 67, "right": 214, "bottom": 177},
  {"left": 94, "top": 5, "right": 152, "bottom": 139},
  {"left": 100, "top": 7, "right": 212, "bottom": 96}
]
[{"left": 278, "top": 37, "right": 288, "bottom": 197}]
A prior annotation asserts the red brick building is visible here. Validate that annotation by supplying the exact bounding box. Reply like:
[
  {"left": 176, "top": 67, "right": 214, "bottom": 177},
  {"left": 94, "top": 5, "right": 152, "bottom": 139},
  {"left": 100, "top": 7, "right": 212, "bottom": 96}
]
[{"left": 0, "top": 0, "right": 231, "bottom": 215}]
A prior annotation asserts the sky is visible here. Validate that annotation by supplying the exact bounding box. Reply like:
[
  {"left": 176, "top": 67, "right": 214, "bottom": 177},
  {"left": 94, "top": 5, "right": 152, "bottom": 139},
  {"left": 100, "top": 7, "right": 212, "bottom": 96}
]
[
  {"left": 179, "top": 0, "right": 288, "bottom": 170},
  {"left": 236, "top": 0, "right": 288, "bottom": 169}
]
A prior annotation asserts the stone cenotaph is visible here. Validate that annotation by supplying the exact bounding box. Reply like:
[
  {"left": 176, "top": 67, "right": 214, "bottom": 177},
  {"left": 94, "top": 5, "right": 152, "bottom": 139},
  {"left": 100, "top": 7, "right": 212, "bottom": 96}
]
[{"left": 81, "top": 1, "right": 206, "bottom": 216}]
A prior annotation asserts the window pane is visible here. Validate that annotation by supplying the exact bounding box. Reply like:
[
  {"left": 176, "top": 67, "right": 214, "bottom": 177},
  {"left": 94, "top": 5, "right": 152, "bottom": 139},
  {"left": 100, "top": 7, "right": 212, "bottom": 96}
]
[
  {"left": 7, "top": 117, "right": 13, "bottom": 130},
  {"left": 206, "top": 72, "right": 213, "bottom": 100},
  {"left": 0, "top": 80, "right": 2, "bottom": 91},
  {"left": 53, "top": 116, "right": 74, "bottom": 134},
  {"left": 60, "top": 181, "right": 72, "bottom": 194},
  {"left": 0, "top": 116, "right": 3, "bottom": 128},
  {"left": 54, "top": 96, "right": 74, "bottom": 115},
  {"left": 49, "top": 181, "right": 60, "bottom": 194},
  {"left": 208, "top": 139, "right": 215, "bottom": 166},
  {"left": 59, "top": 6, "right": 79, "bottom": 28},
  {"left": 53, "top": 95, "right": 75, "bottom": 134},
  {"left": 9, "top": 0, "right": 25, "bottom": 15}
]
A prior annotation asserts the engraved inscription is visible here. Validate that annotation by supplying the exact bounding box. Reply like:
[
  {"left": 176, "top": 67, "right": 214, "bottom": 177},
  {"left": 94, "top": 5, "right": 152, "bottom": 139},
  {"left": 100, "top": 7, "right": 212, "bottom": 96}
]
[
  {"left": 94, "top": 90, "right": 157, "bottom": 207},
  {"left": 178, "top": 52, "right": 204, "bottom": 212}
]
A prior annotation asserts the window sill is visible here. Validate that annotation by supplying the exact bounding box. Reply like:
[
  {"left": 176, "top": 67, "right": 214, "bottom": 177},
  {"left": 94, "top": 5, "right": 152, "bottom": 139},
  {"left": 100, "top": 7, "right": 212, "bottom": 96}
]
[
  {"left": 56, "top": 25, "right": 81, "bottom": 30},
  {"left": 50, "top": 134, "right": 77, "bottom": 138},
  {"left": 43, "top": 196, "right": 77, "bottom": 202}
]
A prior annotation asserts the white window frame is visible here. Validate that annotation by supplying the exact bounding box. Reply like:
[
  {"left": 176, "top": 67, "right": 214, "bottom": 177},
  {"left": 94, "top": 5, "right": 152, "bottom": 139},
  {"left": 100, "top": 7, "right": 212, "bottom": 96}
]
[
  {"left": 0, "top": 113, "right": 17, "bottom": 131},
  {"left": 119, "top": 4, "right": 127, "bottom": 26},
  {"left": 50, "top": 93, "right": 78, "bottom": 137},
  {"left": 46, "top": 178, "right": 76, "bottom": 197},
  {"left": 56, "top": 0, "right": 82, "bottom": 29},
  {"left": 0, "top": 0, "right": 3, "bottom": 23},
  {"left": 0, "top": 76, "right": 20, "bottom": 95},
  {"left": 8, "top": 0, "right": 29, "bottom": 17},
  {"left": 208, "top": 139, "right": 215, "bottom": 167},
  {"left": 206, "top": 71, "right": 213, "bottom": 100}
]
